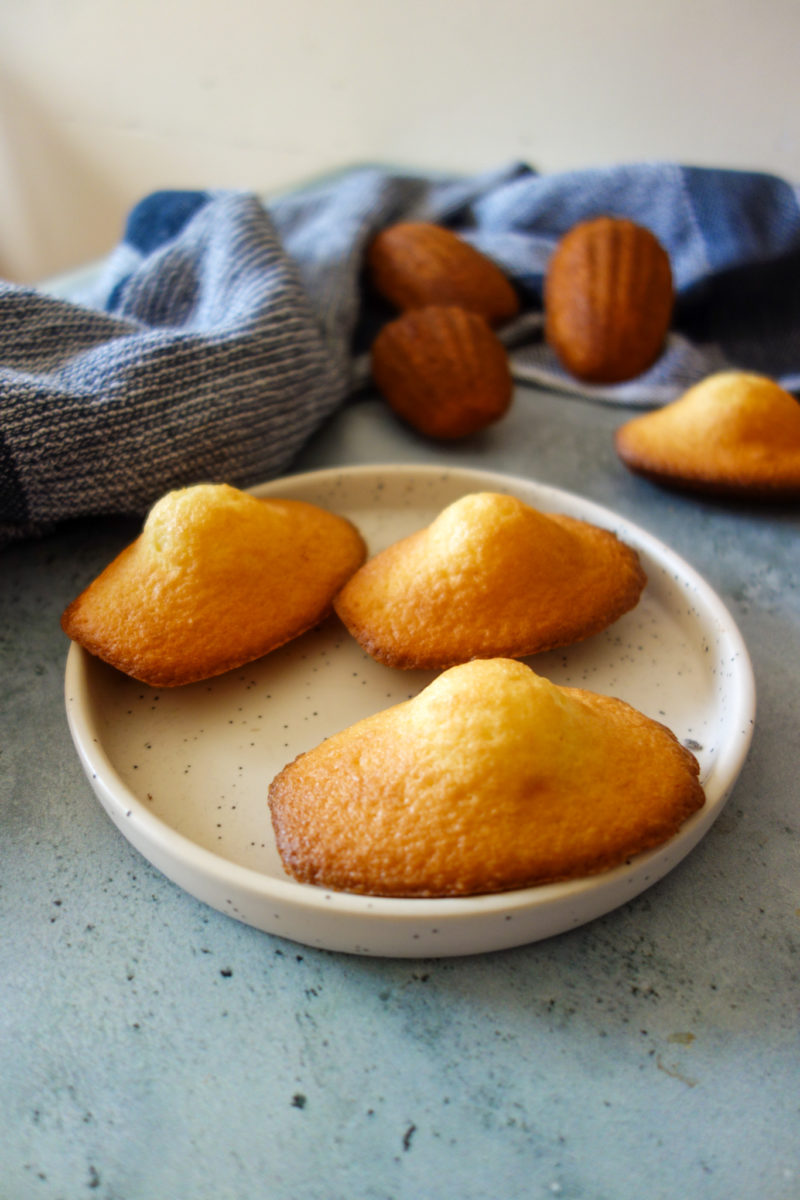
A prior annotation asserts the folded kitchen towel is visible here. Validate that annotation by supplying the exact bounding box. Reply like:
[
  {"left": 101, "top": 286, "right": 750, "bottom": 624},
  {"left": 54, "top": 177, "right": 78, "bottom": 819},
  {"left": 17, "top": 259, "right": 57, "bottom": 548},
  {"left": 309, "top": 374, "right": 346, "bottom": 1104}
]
[{"left": 2, "top": 160, "right": 799, "bottom": 545}]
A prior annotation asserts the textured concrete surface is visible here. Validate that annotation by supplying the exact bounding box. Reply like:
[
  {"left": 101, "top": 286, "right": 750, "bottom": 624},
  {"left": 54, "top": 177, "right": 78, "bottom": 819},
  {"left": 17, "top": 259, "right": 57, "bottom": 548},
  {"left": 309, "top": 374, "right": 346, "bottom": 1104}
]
[{"left": 2, "top": 384, "right": 798, "bottom": 1199}]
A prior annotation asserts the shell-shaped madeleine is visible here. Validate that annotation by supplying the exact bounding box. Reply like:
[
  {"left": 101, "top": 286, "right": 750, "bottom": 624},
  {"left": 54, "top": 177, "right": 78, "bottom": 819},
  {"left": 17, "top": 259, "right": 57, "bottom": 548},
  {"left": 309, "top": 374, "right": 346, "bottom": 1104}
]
[
  {"left": 371, "top": 306, "right": 513, "bottom": 439},
  {"left": 268, "top": 658, "right": 705, "bottom": 897},
  {"left": 61, "top": 483, "right": 367, "bottom": 686},
  {"left": 367, "top": 221, "right": 520, "bottom": 326},
  {"left": 333, "top": 491, "right": 646, "bottom": 668},
  {"left": 545, "top": 216, "right": 674, "bottom": 383},
  {"left": 615, "top": 370, "right": 800, "bottom": 499}
]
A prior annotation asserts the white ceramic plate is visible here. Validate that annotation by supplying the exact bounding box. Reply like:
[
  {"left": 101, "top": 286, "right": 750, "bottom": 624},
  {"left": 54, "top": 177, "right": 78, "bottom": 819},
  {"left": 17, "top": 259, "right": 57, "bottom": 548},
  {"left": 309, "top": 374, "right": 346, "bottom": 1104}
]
[{"left": 64, "top": 464, "right": 755, "bottom": 957}]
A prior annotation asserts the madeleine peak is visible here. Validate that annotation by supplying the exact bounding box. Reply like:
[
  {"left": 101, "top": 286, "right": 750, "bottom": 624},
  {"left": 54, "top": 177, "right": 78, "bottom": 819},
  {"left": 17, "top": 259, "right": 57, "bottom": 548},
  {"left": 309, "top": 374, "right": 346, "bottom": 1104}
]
[
  {"left": 268, "top": 658, "right": 705, "bottom": 897},
  {"left": 62, "top": 483, "right": 366, "bottom": 686},
  {"left": 333, "top": 491, "right": 646, "bottom": 669},
  {"left": 615, "top": 370, "right": 800, "bottom": 499}
]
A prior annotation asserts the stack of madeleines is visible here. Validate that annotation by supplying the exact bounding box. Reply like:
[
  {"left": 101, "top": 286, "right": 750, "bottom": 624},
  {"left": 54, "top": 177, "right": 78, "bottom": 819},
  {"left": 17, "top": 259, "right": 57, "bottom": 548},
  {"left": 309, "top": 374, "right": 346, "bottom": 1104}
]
[
  {"left": 62, "top": 482, "right": 709, "bottom": 898},
  {"left": 365, "top": 213, "right": 676, "bottom": 442},
  {"left": 366, "top": 217, "right": 800, "bottom": 501}
]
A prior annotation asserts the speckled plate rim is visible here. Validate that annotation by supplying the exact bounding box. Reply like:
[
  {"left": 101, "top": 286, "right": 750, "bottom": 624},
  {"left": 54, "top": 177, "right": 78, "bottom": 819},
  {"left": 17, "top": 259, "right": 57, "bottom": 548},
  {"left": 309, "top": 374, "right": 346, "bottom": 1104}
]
[{"left": 64, "top": 463, "right": 756, "bottom": 958}]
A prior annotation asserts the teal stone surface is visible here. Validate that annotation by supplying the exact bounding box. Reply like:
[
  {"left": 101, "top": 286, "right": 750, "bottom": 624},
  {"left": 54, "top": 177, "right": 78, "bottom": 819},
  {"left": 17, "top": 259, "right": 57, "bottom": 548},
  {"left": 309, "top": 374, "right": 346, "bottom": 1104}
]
[{"left": 1, "top": 382, "right": 798, "bottom": 1199}]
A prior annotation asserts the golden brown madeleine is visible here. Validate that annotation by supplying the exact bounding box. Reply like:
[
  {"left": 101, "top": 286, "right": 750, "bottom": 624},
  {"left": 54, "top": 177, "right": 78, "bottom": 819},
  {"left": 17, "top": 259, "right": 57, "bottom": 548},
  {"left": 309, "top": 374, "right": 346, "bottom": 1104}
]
[
  {"left": 367, "top": 221, "right": 520, "bottom": 326},
  {"left": 269, "top": 658, "right": 705, "bottom": 897},
  {"left": 370, "top": 306, "right": 514, "bottom": 440},
  {"left": 61, "top": 483, "right": 366, "bottom": 686},
  {"left": 333, "top": 492, "right": 646, "bottom": 669},
  {"left": 545, "top": 216, "right": 674, "bottom": 383},
  {"left": 615, "top": 370, "right": 800, "bottom": 499}
]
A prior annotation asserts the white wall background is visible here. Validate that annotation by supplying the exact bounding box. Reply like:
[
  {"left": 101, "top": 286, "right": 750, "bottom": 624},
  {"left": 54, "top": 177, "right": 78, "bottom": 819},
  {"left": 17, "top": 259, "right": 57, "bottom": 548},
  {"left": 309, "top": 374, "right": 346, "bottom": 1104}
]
[{"left": 1, "top": 0, "right": 798, "bottom": 282}]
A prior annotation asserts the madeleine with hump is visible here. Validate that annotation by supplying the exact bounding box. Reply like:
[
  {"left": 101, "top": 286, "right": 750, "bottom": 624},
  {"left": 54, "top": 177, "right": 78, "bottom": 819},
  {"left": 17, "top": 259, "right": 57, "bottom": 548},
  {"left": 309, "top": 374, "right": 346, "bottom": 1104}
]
[
  {"left": 615, "top": 370, "right": 800, "bottom": 499},
  {"left": 61, "top": 482, "right": 366, "bottom": 687},
  {"left": 268, "top": 658, "right": 705, "bottom": 898},
  {"left": 333, "top": 491, "right": 646, "bottom": 669}
]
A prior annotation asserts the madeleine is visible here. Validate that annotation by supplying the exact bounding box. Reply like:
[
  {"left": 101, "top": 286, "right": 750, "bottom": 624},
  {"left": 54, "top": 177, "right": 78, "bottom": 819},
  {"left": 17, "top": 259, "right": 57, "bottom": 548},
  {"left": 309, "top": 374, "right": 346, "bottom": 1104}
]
[
  {"left": 62, "top": 483, "right": 366, "bottom": 686},
  {"left": 334, "top": 491, "right": 646, "bottom": 669},
  {"left": 269, "top": 658, "right": 704, "bottom": 897}
]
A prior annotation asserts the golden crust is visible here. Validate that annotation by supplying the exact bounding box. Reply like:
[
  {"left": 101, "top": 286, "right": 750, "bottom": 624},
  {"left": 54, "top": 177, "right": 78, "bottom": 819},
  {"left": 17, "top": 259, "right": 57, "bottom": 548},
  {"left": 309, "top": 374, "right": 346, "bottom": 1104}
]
[
  {"left": 268, "top": 658, "right": 705, "bottom": 897},
  {"left": 544, "top": 216, "right": 674, "bottom": 384},
  {"left": 367, "top": 221, "right": 520, "bottom": 327},
  {"left": 370, "top": 305, "right": 514, "bottom": 440},
  {"left": 333, "top": 492, "right": 646, "bottom": 669},
  {"left": 615, "top": 371, "right": 800, "bottom": 499},
  {"left": 61, "top": 483, "right": 366, "bottom": 686}
]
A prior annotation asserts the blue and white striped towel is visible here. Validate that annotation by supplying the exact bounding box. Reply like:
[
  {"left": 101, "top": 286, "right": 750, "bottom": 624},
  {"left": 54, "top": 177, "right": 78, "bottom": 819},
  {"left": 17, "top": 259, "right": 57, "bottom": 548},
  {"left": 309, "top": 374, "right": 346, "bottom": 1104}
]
[{"left": 2, "top": 161, "right": 799, "bottom": 544}]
